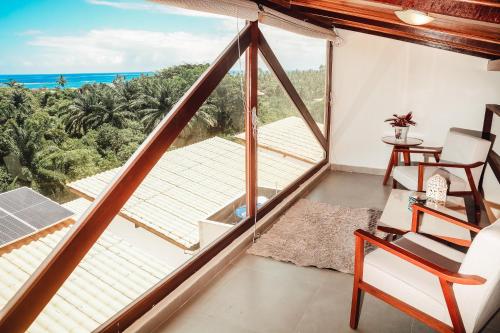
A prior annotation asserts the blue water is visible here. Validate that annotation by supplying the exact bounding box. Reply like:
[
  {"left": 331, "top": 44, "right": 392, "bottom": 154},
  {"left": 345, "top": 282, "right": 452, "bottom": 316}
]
[{"left": 0, "top": 72, "right": 153, "bottom": 89}]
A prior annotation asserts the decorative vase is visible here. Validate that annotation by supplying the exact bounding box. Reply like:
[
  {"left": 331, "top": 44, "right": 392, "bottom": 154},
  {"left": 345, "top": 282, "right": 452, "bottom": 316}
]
[
  {"left": 394, "top": 126, "right": 409, "bottom": 141},
  {"left": 426, "top": 174, "right": 448, "bottom": 206}
]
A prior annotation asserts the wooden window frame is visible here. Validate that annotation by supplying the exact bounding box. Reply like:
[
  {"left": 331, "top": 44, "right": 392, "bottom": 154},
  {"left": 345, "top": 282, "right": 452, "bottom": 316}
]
[{"left": 0, "top": 21, "right": 332, "bottom": 333}]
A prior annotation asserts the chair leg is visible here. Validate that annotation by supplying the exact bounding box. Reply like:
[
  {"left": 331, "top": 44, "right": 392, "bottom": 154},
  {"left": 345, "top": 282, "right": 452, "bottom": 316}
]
[
  {"left": 392, "top": 179, "right": 398, "bottom": 189},
  {"left": 474, "top": 201, "right": 481, "bottom": 224},
  {"left": 350, "top": 281, "right": 363, "bottom": 329},
  {"left": 350, "top": 236, "right": 365, "bottom": 329}
]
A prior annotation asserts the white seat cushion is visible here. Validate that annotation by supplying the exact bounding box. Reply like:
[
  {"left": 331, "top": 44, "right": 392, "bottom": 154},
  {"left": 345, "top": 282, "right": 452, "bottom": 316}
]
[
  {"left": 393, "top": 165, "right": 468, "bottom": 192},
  {"left": 363, "top": 233, "right": 466, "bottom": 326}
]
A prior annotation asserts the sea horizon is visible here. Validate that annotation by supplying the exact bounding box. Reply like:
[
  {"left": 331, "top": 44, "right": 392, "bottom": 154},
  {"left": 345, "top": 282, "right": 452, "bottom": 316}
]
[{"left": 0, "top": 71, "right": 154, "bottom": 89}]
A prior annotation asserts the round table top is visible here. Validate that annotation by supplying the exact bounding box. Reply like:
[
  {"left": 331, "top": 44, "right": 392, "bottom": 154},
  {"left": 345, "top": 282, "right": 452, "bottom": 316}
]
[{"left": 382, "top": 136, "right": 423, "bottom": 147}]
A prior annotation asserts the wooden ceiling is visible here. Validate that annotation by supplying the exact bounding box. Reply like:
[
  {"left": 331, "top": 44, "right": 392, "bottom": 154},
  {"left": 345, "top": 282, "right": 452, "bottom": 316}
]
[{"left": 258, "top": 0, "right": 500, "bottom": 59}]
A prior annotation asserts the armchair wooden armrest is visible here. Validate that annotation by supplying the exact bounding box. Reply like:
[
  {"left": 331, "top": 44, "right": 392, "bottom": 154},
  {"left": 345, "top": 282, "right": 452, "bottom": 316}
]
[
  {"left": 393, "top": 146, "right": 442, "bottom": 163},
  {"left": 354, "top": 229, "right": 485, "bottom": 285},
  {"left": 417, "top": 161, "right": 484, "bottom": 191},
  {"left": 394, "top": 149, "right": 443, "bottom": 154},
  {"left": 394, "top": 146, "right": 442, "bottom": 154},
  {"left": 418, "top": 161, "right": 484, "bottom": 169},
  {"left": 411, "top": 203, "right": 482, "bottom": 235}
]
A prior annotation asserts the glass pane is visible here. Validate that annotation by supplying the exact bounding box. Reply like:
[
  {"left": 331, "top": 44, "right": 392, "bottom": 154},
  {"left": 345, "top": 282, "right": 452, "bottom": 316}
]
[
  {"left": 259, "top": 25, "right": 327, "bottom": 131},
  {"left": 253, "top": 54, "right": 325, "bottom": 203},
  {"left": 0, "top": 2, "right": 244, "bottom": 329}
]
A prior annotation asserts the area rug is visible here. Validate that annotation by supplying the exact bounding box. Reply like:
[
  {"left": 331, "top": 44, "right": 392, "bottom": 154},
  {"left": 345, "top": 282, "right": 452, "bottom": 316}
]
[{"left": 247, "top": 199, "right": 384, "bottom": 274}]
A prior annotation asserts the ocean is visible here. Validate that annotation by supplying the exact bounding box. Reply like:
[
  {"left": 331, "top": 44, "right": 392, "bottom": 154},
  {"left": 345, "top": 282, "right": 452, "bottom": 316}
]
[{"left": 0, "top": 72, "right": 153, "bottom": 89}]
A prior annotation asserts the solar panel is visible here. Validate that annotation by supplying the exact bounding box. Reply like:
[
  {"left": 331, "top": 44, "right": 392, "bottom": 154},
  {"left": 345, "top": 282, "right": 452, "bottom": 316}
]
[
  {"left": 0, "top": 215, "right": 36, "bottom": 245},
  {"left": 0, "top": 187, "right": 74, "bottom": 247}
]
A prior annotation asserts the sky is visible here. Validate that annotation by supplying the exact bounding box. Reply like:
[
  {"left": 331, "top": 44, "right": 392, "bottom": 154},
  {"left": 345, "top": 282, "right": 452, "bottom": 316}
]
[{"left": 0, "top": 0, "right": 326, "bottom": 74}]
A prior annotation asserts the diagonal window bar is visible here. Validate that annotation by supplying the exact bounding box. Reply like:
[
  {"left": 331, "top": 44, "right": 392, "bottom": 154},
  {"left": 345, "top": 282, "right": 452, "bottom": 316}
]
[
  {"left": 258, "top": 30, "right": 329, "bottom": 151},
  {"left": 0, "top": 23, "right": 253, "bottom": 333}
]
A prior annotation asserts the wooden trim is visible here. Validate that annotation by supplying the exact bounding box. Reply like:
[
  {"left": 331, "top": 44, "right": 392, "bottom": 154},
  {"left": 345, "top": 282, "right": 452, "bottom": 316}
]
[
  {"left": 349, "top": 235, "right": 364, "bottom": 329},
  {"left": 411, "top": 203, "right": 482, "bottom": 233},
  {"left": 417, "top": 161, "right": 484, "bottom": 192},
  {"left": 257, "top": 30, "right": 329, "bottom": 151},
  {"left": 0, "top": 23, "right": 253, "bottom": 333},
  {"left": 394, "top": 148, "right": 442, "bottom": 155},
  {"left": 359, "top": 282, "right": 454, "bottom": 333},
  {"left": 487, "top": 59, "right": 500, "bottom": 71},
  {"left": 324, "top": 40, "right": 333, "bottom": 161},
  {"left": 439, "top": 278, "right": 466, "bottom": 333},
  {"left": 418, "top": 161, "right": 484, "bottom": 168},
  {"left": 354, "top": 230, "right": 485, "bottom": 284},
  {"left": 96, "top": 158, "right": 328, "bottom": 332},
  {"left": 245, "top": 21, "right": 259, "bottom": 218}
]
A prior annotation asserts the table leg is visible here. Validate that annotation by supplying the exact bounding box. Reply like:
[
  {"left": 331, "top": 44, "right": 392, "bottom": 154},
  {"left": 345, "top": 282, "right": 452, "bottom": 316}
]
[
  {"left": 383, "top": 146, "right": 396, "bottom": 185},
  {"left": 403, "top": 150, "right": 411, "bottom": 166}
]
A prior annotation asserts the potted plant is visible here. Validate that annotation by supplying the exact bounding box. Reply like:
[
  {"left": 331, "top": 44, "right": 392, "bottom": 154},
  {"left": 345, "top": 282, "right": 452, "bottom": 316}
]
[{"left": 385, "top": 112, "right": 416, "bottom": 141}]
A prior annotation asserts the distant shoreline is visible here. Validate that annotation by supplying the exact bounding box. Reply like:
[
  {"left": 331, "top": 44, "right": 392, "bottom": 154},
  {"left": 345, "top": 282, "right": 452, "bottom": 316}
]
[{"left": 0, "top": 72, "right": 154, "bottom": 89}]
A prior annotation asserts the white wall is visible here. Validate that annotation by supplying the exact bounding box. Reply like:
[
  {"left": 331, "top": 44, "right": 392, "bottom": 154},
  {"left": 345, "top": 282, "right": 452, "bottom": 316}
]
[{"left": 330, "top": 29, "right": 500, "bottom": 171}]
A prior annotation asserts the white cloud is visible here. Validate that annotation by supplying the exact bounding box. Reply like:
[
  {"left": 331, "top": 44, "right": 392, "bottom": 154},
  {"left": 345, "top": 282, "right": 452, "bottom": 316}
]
[
  {"left": 23, "top": 29, "right": 234, "bottom": 73},
  {"left": 5, "top": 19, "right": 325, "bottom": 74},
  {"left": 86, "top": 0, "right": 225, "bottom": 18},
  {"left": 259, "top": 25, "right": 325, "bottom": 70}
]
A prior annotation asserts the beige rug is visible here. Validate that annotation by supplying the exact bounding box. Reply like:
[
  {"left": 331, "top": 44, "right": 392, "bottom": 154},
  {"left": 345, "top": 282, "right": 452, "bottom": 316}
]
[{"left": 247, "top": 199, "right": 384, "bottom": 274}]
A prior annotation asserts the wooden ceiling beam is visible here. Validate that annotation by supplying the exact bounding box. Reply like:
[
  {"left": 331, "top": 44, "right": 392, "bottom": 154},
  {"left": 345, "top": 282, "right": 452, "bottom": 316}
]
[
  {"left": 284, "top": 0, "right": 500, "bottom": 58},
  {"left": 365, "top": 0, "right": 500, "bottom": 23},
  {"left": 324, "top": 16, "right": 499, "bottom": 58}
]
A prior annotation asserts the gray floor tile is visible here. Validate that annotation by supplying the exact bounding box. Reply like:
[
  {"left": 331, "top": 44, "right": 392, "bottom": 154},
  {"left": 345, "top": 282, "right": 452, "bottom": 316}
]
[
  {"left": 158, "top": 311, "right": 259, "bottom": 333},
  {"left": 154, "top": 171, "right": 497, "bottom": 333},
  {"left": 295, "top": 274, "right": 412, "bottom": 333}
]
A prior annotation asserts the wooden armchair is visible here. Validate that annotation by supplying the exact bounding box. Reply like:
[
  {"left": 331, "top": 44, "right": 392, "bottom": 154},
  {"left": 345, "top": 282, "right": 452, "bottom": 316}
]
[
  {"left": 350, "top": 204, "right": 500, "bottom": 333},
  {"left": 392, "top": 129, "right": 493, "bottom": 220}
]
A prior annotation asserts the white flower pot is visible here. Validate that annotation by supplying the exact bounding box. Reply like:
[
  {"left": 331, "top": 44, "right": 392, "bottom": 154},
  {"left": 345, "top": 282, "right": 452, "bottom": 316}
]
[{"left": 394, "top": 126, "right": 409, "bottom": 141}]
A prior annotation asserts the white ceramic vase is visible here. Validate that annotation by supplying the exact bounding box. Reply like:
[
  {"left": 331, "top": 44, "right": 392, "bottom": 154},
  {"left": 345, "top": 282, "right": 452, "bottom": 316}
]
[{"left": 394, "top": 126, "right": 409, "bottom": 141}]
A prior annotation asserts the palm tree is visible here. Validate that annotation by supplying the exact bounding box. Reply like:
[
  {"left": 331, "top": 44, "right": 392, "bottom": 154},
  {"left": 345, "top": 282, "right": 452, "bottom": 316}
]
[
  {"left": 133, "top": 78, "right": 216, "bottom": 134},
  {"left": 61, "top": 84, "right": 134, "bottom": 135},
  {"left": 3, "top": 79, "right": 22, "bottom": 88},
  {"left": 132, "top": 79, "right": 175, "bottom": 132},
  {"left": 61, "top": 85, "right": 101, "bottom": 135},
  {"left": 93, "top": 87, "right": 133, "bottom": 129},
  {"left": 56, "top": 75, "right": 67, "bottom": 89},
  {"left": 113, "top": 76, "right": 139, "bottom": 117}
]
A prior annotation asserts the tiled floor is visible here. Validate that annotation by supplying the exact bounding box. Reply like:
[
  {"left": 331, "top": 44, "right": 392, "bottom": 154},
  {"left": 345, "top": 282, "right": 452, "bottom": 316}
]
[{"left": 154, "top": 171, "right": 500, "bottom": 333}]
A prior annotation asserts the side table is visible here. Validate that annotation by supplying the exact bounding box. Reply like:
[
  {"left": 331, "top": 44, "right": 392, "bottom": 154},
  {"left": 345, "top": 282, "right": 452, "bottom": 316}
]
[{"left": 382, "top": 136, "right": 423, "bottom": 185}]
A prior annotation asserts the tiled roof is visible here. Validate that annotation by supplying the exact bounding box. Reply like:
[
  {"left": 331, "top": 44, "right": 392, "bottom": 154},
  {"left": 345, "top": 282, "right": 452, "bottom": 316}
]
[
  {"left": 0, "top": 221, "right": 173, "bottom": 332},
  {"left": 68, "top": 136, "right": 311, "bottom": 249},
  {"left": 237, "top": 116, "right": 325, "bottom": 163}
]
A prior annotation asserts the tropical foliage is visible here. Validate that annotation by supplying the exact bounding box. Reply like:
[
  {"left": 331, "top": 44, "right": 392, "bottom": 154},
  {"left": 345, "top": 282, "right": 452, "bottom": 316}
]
[{"left": 0, "top": 64, "right": 325, "bottom": 200}]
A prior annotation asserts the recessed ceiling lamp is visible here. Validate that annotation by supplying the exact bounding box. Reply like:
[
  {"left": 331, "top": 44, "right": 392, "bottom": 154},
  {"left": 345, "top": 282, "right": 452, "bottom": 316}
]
[{"left": 395, "top": 9, "right": 434, "bottom": 26}]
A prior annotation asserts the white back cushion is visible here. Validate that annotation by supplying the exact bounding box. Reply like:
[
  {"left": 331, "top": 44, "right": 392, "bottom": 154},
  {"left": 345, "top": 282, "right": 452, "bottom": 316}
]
[
  {"left": 454, "top": 219, "right": 500, "bottom": 333},
  {"left": 440, "top": 130, "right": 491, "bottom": 187}
]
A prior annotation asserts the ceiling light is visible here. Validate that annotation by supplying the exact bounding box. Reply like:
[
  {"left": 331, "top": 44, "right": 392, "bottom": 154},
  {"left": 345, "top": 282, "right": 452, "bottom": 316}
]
[{"left": 395, "top": 9, "right": 434, "bottom": 26}]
